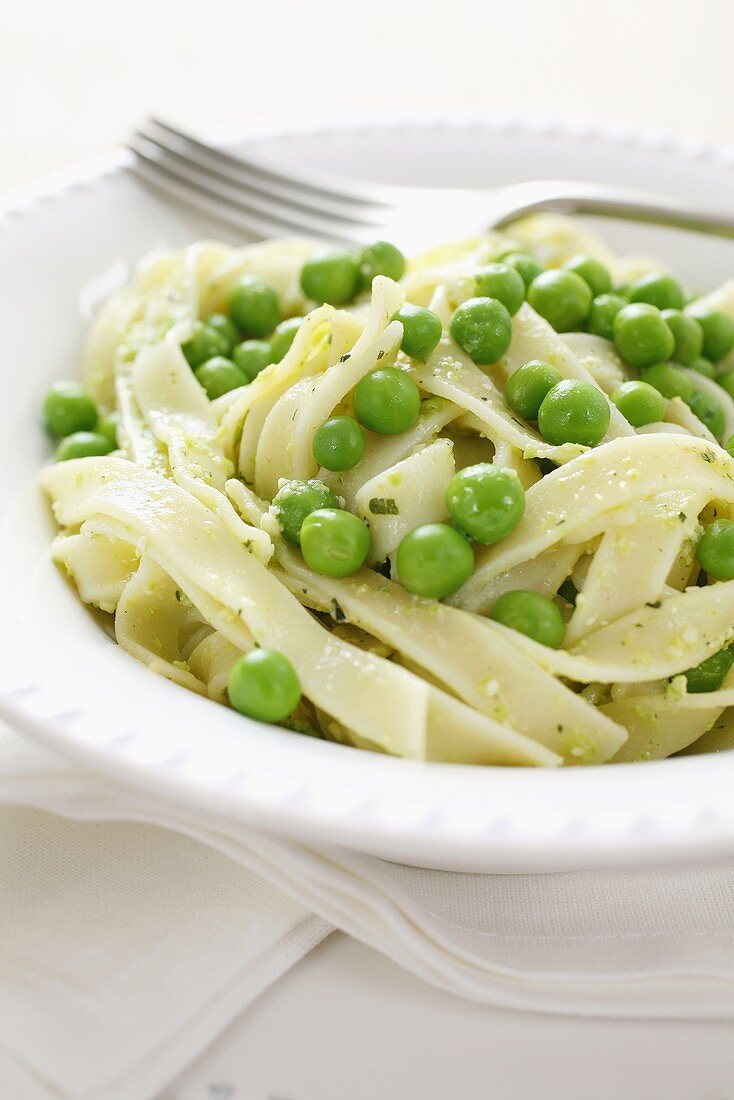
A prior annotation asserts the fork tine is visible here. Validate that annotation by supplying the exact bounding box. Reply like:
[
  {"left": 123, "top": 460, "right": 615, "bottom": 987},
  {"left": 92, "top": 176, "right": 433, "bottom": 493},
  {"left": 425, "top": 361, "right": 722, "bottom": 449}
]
[
  {"left": 128, "top": 135, "right": 378, "bottom": 244},
  {"left": 137, "top": 122, "right": 386, "bottom": 232},
  {"left": 128, "top": 142, "right": 357, "bottom": 244},
  {"left": 146, "top": 116, "right": 398, "bottom": 216}
]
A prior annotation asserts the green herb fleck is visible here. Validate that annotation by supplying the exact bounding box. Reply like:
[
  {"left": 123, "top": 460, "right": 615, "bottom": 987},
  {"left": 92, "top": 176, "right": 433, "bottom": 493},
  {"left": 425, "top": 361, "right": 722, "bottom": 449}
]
[{"left": 369, "top": 497, "right": 399, "bottom": 515}]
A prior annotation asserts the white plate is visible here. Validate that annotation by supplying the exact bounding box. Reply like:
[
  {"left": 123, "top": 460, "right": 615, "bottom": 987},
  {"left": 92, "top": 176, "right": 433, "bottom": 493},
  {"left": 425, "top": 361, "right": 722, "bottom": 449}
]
[{"left": 3, "top": 118, "right": 734, "bottom": 873}]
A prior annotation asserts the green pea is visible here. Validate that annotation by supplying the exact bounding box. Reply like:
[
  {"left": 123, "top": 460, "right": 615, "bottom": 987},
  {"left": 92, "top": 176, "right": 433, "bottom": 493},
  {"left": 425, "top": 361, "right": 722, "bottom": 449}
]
[
  {"left": 194, "top": 356, "right": 248, "bottom": 400},
  {"left": 445, "top": 463, "right": 525, "bottom": 545},
  {"left": 660, "top": 309, "right": 704, "bottom": 365},
  {"left": 312, "top": 416, "right": 365, "bottom": 472},
  {"left": 96, "top": 412, "right": 119, "bottom": 448},
  {"left": 396, "top": 523, "right": 474, "bottom": 600},
  {"left": 613, "top": 303, "right": 674, "bottom": 368},
  {"left": 269, "top": 318, "right": 302, "bottom": 363},
  {"left": 688, "top": 390, "right": 725, "bottom": 440},
  {"left": 537, "top": 380, "right": 610, "bottom": 446},
  {"left": 449, "top": 297, "right": 513, "bottom": 364},
  {"left": 684, "top": 646, "right": 734, "bottom": 694},
  {"left": 357, "top": 241, "right": 406, "bottom": 289},
  {"left": 527, "top": 270, "right": 592, "bottom": 332},
  {"left": 697, "top": 519, "right": 734, "bottom": 580},
  {"left": 354, "top": 367, "right": 421, "bottom": 435},
  {"left": 586, "top": 293, "right": 627, "bottom": 340},
  {"left": 641, "top": 363, "right": 693, "bottom": 402},
  {"left": 629, "top": 273, "right": 685, "bottom": 311},
  {"left": 505, "top": 360, "right": 563, "bottom": 420},
  {"left": 55, "top": 431, "right": 114, "bottom": 462},
  {"left": 489, "top": 590, "right": 565, "bottom": 648},
  {"left": 563, "top": 254, "right": 612, "bottom": 297},
  {"left": 181, "top": 320, "right": 231, "bottom": 368},
  {"left": 229, "top": 276, "right": 281, "bottom": 336},
  {"left": 272, "top": 479, "right": 339, "bottom": 545},
  {"left": 393, "top": 304, "right": 443, "bottom": 360},
  {"left": 474, "top": 262, "right": 526, "bottom": 316},
  {"left": 688, "top": 356, "right": 716, "bottom": 379},
  {"left": 720, "top": 370, "right": 734, "bottom": 400},
  {"left": 232, "top": 340, "right": 272, "bottom": 381},
  {"left": 43, "top": 381, "right": 98, "bottom": 437},
  {"left": 611, "top": 380, "right": 666, "bottom": 427},
  {"left": 684, "top": 304, "right": 734, "bottom": 362},
  {"left": 300, "top": 249, "right": 360, "bottom": 305},
  {"left": 227, "top": 649, "right": 301, "bottom": 723},
  {"left": 300, "top": 507, "right": 371, "bottom": 578},
  {"left": 205, "top": 312, "right": 240, "bottom": 351},
  {"left": 503, "top": 252, "right": 545, "bottom": 288}
]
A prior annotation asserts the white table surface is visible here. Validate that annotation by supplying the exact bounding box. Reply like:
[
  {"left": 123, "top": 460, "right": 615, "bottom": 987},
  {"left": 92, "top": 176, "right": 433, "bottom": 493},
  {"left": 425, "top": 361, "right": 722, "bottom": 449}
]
[
  {"left": 5, "top": 2, "right": 734, "bottom": 1095},
  {"left": 3, "top": 0, "right": 734, "bottom": 195}
]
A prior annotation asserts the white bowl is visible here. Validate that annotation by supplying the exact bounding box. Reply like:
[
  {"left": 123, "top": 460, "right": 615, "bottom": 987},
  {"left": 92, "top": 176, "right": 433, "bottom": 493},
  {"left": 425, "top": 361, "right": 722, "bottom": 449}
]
[{"left": 3, "top": 118, "right": 734, "bottom": 872}]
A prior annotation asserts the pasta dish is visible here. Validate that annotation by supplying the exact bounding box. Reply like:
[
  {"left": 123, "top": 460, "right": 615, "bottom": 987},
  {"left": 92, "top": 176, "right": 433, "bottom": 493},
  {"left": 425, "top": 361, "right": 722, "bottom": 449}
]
[{"left": 39, "top": 215, "right": 734, "bottom": 766}]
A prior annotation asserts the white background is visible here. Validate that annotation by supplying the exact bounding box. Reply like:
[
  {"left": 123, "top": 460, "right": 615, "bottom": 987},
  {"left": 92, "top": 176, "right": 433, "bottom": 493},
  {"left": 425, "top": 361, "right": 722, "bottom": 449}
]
[{"left": 4, "top": 0, "right": 734, "bottom": 193}]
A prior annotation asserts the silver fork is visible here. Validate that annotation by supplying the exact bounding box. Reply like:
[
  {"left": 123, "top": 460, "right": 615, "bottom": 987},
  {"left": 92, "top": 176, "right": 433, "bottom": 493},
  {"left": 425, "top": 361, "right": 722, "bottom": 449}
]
[{"left": 128, "top": 118, "right": 734, "bottom": 252}]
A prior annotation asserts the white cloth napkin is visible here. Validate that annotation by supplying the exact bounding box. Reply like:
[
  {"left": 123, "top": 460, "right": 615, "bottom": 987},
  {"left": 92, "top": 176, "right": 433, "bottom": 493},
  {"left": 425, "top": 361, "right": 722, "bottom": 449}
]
[{"left": 3, "top": 725, "right": 734, "bottom": 1100}]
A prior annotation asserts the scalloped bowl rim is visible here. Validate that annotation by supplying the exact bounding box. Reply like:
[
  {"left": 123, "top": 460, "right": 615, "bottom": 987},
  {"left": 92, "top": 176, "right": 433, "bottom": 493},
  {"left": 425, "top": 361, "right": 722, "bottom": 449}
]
[{"left": 1, "top": 116, "right": 734, "bottom": 872}]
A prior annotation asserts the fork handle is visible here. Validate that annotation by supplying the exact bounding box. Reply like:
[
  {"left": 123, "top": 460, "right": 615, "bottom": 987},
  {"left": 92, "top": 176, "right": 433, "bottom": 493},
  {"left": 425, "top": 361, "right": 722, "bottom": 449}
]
[{"left": 492, "top": 181, "right": 734, "bottom": 240}]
